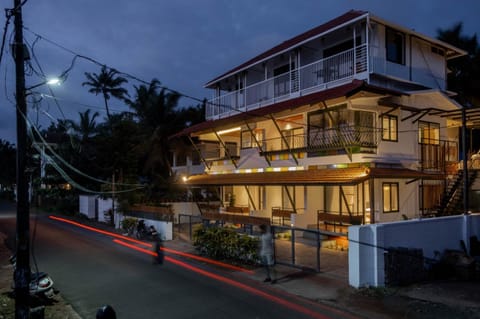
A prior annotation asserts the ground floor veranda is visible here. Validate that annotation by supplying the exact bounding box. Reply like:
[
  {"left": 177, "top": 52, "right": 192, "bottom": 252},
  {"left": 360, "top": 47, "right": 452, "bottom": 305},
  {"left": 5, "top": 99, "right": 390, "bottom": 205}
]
[{"left": 183, "top": 166, "right": 446, "bottom": 233}]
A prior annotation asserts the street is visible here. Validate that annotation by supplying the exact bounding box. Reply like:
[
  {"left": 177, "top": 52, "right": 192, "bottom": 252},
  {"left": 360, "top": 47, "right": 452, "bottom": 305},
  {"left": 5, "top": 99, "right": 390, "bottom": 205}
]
[{"left": 0, "top": 203, "right": 355, "bottom": 319}]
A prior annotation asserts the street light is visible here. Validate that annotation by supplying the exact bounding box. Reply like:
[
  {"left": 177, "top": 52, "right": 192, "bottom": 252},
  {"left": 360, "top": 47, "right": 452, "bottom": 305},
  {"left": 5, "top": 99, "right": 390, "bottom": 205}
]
[{"left": 27, "top": 76, "right": 62, "bottom": 91}]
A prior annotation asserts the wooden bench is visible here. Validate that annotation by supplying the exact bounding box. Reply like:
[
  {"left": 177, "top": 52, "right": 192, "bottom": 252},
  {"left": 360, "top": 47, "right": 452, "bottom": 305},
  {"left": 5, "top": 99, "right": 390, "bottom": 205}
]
[
  {"left": 271, "top": 207, "right": 296, "bottom": 226},
  {"left": 225, "top": 206, "right": 250, "bottom": 215},
  {"left": 201, "top": 211, "right": 270, "bottom": 232},
  {"left": 317, "top": 212, "right": 363, "bottom": 234}
]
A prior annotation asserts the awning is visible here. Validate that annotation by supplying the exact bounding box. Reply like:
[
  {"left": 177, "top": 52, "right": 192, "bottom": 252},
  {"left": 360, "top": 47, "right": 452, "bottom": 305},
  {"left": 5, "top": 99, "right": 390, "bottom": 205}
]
[{"left": 182, "top": 167, "right": 444, "bottom": 186}]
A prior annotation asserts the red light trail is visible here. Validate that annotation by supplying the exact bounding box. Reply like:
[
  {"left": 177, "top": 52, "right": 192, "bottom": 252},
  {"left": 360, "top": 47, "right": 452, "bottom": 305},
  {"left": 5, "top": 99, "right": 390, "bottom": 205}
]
[
  {"left": 112, "top": 239, "right": 332, "bottom": 319},
  {"left": 50, "top": 215, "right": 355, "bottom": 319}
]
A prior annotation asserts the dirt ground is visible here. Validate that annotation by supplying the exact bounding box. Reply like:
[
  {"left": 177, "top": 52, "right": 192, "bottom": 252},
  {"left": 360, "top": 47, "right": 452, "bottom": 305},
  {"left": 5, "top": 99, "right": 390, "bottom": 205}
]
[{"left": 0, "top": 232, "right": 80, "bottom": 319}]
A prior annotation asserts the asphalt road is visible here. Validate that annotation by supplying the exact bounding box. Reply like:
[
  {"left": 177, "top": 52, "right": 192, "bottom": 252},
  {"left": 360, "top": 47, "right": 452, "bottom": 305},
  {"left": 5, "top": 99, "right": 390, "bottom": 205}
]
[{"left": 0, "top": 203, "right": 355, "bottom": 319}]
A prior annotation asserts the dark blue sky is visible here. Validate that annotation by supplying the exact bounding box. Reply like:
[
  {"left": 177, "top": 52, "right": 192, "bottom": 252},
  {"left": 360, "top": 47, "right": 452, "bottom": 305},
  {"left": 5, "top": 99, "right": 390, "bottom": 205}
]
[{"left": 1, "top": 0, "right": 479, "bottom": 143}]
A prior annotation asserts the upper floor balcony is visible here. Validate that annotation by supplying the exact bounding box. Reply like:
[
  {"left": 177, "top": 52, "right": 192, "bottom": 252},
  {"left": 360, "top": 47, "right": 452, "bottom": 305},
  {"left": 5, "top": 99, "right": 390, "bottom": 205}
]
[{"left": 206, "top": 44, "right": 368, "bottom": 120}]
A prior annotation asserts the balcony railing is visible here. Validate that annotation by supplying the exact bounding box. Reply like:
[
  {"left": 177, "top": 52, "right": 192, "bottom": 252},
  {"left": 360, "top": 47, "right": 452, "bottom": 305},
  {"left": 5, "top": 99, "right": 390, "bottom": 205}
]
[
  {"left": 260, "top": 125, "right": 377, "bottom": 154},
  {"left": 206, "top": 44, "right": 368, "bottom": 120}
]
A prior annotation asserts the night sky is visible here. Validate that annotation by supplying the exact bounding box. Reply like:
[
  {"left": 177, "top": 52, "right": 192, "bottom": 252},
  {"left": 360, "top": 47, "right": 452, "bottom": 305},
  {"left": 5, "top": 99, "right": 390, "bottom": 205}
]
[{"left": 1, "top": 0, "right": 479, "bottom": 143}]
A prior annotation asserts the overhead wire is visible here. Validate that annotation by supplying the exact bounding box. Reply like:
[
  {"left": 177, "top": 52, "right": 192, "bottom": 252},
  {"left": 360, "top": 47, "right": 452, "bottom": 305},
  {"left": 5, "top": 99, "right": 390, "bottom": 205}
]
[{"left": 28, "top": 118, "right": 145, "bottom": 188}]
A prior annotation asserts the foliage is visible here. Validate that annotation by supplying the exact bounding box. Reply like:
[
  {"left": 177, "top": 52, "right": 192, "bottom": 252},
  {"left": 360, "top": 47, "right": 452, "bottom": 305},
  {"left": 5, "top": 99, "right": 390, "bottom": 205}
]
[
  {"left": 0, "top": 139, "right": 16, "bottom": 188},
  {"left": 193, "top": 225, "right": 259, "bottom": 264},
  {"left": 121, "top": 217, "right": 137, "bottom": 231},
  {"left": 83, "top": 66, "right": 129, "bottom": 121},
  {"left": 437, "top": 23, "right": 480, "bottom": 107}
]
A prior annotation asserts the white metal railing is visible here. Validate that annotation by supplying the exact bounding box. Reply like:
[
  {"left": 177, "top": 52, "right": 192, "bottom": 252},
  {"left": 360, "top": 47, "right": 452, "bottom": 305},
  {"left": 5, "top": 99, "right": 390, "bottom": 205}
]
[{"left": 206, "top": 44, "right": 368, "bottom": 120}]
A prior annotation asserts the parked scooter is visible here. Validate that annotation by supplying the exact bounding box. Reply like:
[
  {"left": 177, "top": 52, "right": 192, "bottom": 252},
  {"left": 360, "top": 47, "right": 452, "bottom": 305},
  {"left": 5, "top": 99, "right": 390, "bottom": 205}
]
[
  {"left": 9, "top": 255, "right": 55, "bottom": 301},
  {"left": 135, "top": 220, "right": 158, "bottom": 241}
]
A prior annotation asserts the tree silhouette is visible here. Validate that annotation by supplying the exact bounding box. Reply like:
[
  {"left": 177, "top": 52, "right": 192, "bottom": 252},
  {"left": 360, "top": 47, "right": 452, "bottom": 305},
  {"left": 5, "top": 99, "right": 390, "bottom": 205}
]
[{"left": 82, "top": 66, "right": 129, "bottom": 121}]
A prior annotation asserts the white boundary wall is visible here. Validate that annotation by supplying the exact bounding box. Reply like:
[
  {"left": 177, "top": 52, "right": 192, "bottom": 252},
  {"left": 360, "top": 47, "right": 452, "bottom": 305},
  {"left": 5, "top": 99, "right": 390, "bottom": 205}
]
[{"left": 349, "top": 214, "right": 480, "bottom": 287}]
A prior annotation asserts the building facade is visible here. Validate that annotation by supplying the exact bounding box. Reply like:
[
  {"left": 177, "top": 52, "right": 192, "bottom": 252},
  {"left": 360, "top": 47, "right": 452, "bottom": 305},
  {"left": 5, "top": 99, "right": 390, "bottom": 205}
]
[{"left": 171, "top": 10, "right": 467, "bottom": 231}]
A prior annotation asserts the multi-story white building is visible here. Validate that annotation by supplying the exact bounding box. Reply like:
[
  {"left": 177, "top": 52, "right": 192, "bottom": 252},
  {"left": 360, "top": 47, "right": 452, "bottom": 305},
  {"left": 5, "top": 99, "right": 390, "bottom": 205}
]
[{"left": 171, "top": 10, "right": 468, "bottom": 231}]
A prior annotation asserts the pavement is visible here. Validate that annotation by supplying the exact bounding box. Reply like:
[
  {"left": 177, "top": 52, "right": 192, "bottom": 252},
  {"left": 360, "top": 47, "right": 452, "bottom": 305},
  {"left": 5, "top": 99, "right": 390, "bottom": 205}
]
[{"left": 1, "top": 214, "right": 480, "bottom": 319}]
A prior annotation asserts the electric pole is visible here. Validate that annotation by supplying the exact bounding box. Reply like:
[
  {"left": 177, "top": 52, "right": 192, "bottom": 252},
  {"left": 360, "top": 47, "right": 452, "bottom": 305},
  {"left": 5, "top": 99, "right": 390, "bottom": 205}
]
[{"left": 13, "top": 0, "right": 31, "bottom": 317}]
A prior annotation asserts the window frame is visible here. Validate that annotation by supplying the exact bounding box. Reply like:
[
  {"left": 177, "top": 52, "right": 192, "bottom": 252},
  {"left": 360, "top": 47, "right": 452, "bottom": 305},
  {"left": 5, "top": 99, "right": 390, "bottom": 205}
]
[
  {"left": 382, "top": 182, "right": 399, "bottom": 213},
  {"left": 418, "top": 121, "right": 440, "bottom": 145},
  {"left": 386, "top": 28, "right": 405, "bottom": 65},
  {"left": 381, "top": 114, "right": 398, "bottom": 142}
]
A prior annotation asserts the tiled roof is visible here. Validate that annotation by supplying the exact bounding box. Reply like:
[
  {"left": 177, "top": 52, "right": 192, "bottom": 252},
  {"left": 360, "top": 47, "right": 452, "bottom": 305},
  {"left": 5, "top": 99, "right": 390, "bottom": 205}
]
[
  {"left": 183, "top": 167, "right": 443, "bottom": 186},
  {"left": 205, "top": 10, "right": 368, "bottom": 87}
]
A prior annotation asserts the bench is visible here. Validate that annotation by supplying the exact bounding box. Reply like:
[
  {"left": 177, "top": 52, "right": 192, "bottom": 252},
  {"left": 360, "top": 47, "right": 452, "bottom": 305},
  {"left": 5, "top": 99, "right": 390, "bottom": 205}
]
[
  {"left": 225, "top": 206, "right": 250, "bottom": 215},
  {"left": 317, "top": 212, "right": 363, "bottom": 234},
  {"left": 201, "top": 211, "right": 270, "bottom": 233},
  {"left": 271, "top": 207, "right": 296, "bottom": 226}
]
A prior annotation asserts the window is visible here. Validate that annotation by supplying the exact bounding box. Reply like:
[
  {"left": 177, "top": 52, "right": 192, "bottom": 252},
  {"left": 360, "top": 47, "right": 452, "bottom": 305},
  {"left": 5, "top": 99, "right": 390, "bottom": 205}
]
[
  {"left": 381, "top": 115, "right": 398, "bottom": 141},
  {"left": 383, "top": 183, "right": 399, "bottom": 213},
  {"left": 418, "top": 121, "right": 439, "bottom": 145},
  {"left": 386, "top": 28, "right": 405, "bottom": 64}
]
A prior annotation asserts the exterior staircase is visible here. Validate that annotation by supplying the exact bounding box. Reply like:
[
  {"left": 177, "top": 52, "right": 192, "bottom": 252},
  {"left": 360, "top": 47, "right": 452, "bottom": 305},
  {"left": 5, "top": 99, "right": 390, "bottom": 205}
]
[{"left": 438, "top": 170, "right": 478, "bottom": 215}]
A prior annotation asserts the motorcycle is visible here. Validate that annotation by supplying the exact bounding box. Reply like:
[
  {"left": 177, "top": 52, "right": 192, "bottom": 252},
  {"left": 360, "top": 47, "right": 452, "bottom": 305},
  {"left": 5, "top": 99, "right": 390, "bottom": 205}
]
[
  {"left": 135, "top": 220, "right": 159, "bottom": 241},
  {"left": 9, "top": 255, "right": 56, "bottom": 301}
]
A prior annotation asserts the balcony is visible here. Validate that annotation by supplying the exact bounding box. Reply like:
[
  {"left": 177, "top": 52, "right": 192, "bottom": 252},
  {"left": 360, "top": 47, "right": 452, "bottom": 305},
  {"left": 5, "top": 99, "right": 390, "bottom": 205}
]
[
  {"left": 207, "top": 44, "right": 368, "bottom": 120},
  {"left": 260, "top": 124, "right": 377, "bottom": 155}
]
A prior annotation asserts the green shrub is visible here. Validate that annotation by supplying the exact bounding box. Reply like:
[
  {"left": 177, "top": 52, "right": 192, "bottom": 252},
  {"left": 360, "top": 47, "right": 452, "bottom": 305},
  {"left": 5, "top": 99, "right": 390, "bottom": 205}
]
[
  {"left": 121, "top": 217, "right": 137, "bottom": 231},
  {"left": 193, "top": 225, "right": 259, "bottom": 264}
]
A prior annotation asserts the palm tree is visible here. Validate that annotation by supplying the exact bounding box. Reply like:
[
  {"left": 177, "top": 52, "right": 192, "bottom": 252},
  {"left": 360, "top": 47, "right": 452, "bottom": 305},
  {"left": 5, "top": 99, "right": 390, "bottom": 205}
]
[
  {"left": 126, "top": 79, "right": 181, "bottom": 196},
  {"left": 437, "top": 23, "right": 480, "bottom": 107},
  {"left": 82, "top": 66, "right": 129, "bottom": 121},
  {"left": 68, "top": 109, "right": 100, "bottom": 143}
]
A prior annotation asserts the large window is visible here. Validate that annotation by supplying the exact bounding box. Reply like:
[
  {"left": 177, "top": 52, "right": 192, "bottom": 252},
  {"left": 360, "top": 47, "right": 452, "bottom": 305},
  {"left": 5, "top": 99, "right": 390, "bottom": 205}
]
[
  {"left": 386, "top": 28, "right": 405, "bottom": 65},
  {"left": 383, "top": 182, "right": 399, "bottom": 213},
  {"left": 381, "top": 115, "right": 398, "bottom": 141},
  {"left": 418, "top": 121, "right": 439, "bottom": 145}
]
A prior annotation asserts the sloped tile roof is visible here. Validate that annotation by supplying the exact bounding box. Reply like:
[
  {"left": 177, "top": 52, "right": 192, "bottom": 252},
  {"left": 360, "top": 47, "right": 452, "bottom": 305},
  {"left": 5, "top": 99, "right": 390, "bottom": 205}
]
[
  {"left": 205, "top": 10, "right": 368, "bottom": 87},
  {"left": 183, "top": 167, "right": 443, "bottom": 186}
]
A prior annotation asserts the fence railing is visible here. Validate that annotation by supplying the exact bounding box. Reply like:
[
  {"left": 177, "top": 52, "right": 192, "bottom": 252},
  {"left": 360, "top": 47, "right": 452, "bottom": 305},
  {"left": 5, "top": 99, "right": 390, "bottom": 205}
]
[
  {"left": 206, "top": 44, "right": 368, "bottom": 120},
  {"left": 261, "top": 125, "right": 377, "bottom": 153},
  {"left": 175, "top": 216, "right": 348, "bottom": 272}
]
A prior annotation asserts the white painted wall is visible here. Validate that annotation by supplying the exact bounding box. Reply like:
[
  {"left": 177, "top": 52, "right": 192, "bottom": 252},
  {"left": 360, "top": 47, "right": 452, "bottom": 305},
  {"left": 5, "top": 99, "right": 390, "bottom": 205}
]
[
  {"left": 349, "top": 214, "right": 480, "bottom": 287},
  {"left": 79, "top": 195, "right": 96, "bottom": 219}
]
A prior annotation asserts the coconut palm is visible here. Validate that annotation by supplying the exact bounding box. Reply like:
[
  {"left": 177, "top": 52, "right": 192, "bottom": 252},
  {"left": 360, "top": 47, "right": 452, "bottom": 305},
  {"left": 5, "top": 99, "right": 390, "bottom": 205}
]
[
  {"left": 126, "top": 79, "right": 181, "bottom": 195},
  {"left": 68, "top": 109, "right": 100, "bottom": 143},
  {"left": 82, "top": 66, "right": 129, "bottom": 121},
  {"left": 437, "top": 23, "right": 480, "bottom": 107}
]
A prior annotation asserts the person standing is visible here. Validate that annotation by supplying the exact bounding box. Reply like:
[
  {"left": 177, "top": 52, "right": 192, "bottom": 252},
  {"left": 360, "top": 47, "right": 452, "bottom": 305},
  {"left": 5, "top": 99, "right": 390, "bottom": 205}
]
[{"left": 259, "top": 224, "right": 277, "bottom": 284}]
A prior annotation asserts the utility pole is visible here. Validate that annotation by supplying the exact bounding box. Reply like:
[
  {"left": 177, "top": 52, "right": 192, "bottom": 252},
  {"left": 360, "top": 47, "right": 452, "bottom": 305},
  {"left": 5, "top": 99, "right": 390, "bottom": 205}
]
[{"left": 13, "top": 0, "right": 31, "bottom": 317}]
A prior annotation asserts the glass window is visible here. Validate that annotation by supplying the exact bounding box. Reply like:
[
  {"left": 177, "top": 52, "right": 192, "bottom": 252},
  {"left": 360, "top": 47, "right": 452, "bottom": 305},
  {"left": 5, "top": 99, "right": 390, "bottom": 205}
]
[
  {"left": 383, "top": 182, "right": 399, "bottom": 213},
  {"left": 418, "top": 121, "right": 440, "bottom": 145},
  {"left": 386, "top": 28, "right": 405, "bottom": 65},
  {"left": 381, "top": 115, "right": 398, "bottom": 141}
]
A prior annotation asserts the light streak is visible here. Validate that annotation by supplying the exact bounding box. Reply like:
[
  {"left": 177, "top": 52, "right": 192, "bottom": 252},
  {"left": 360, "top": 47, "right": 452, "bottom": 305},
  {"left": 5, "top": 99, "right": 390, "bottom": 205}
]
[
  {"left": 113, "top": 239, "right": 332, "bottom": 319},
  {"left": 50, "top": 215, "right": 253, "bottom": 273},
  {"left": 162, "top": 246, "right": 254, "bottom": 274},
  {"left": 49, "top": 215, "right": 152, "bottom": 248}
]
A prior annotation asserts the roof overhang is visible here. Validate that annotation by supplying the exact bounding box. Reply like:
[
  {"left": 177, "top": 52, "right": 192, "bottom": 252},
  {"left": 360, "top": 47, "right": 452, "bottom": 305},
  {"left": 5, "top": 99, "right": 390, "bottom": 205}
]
[
  {"left": 205, "top": 10, "right": 369, "bottom": 88},
  {"left": 370, "top": 15, "right": 467, "bottom": 60},
  {"left": 181, "top": 167, "right": 444, "bottom": 187}
]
